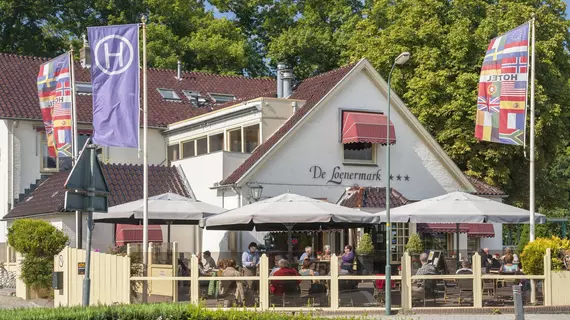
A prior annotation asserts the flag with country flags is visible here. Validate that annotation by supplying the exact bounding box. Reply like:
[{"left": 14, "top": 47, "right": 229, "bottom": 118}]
[
  {"left": 475, "top": 22, "right": 530, "bottom": 145},
  {"left": 37, "top": 53, "right": 73, "bottom": 158}
]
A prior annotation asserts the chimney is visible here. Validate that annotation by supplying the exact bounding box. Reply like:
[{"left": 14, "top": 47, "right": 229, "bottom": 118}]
[
  {"left": 79, "top": 34, "right": 91, "bottom": 69},
  {"left": 282, "top": 69, "right": 293, "bottom": 98},
  {"left": 277, "top": 62, "right": 287, "bottom": 98},
  {"left": 176, "top": 60, "right": 182, "bottom": 80}
]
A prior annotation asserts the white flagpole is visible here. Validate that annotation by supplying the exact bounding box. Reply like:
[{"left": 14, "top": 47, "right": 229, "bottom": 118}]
[
  {"left": 529, "top": 15, "right": 536, "bottom": 242},
  {"left": 141, "top": 16, "right": 149, "bottom": 303},
  {"left": 69, "top": 48, "right": 82, "bottom": 249}
]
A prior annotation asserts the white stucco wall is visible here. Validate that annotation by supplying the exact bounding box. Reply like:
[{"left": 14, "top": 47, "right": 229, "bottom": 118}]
[
  {"left": 0, "top": 120, "right": 9, "bottom": 242},
  {"left": 247, "top": 69, "right": 467, "bottom": 203}
]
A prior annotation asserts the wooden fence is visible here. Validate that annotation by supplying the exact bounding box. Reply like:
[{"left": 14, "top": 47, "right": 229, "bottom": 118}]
[{"left": 53, "top": 247, "right": 130, "bottom": 307}]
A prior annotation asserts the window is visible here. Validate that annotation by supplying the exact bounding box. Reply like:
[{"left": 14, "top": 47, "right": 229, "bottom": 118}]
[
  {"left": 75, "top": 82, "right": 92, "bottom": 95},
  {"left": 157, "top": 88, "right": 181, "bottom": 101},
  {"left": 196, "top": 137, "right": 207, "bottom": 155},
  {"left": 227, "top": 128, "right": 242, "bottom": 152},
  {"left": 209, "top": 133, "right": 223, "bottom": 152},
  {"left": 244, "top": 124, "right": 259, "bottom": 153},
  {"left": 183, "top": 90, "right": 200, "bottom": 100},
  {"left": 182, "top": 140, "right": 195, "bottom": 158},
  {"left": 167, "top": 144, "right": 179, "bottom": 161},
  {"left": 209, "top": 93, "right": 236, "bottom": 103},
  {"left": 343, "top": 142, "right": 375, "bottom": 163},
  {"left": 391, "top": 223, "right": 409, "bottom": 263},
  {"left": 40, "top": 132, "right": 58, "bottom": 171}
]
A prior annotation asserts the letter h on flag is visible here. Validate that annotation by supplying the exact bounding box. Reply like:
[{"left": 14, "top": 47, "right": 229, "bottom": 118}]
[{"left": 88, "top": 24, "right": 140, "bottom": 148}]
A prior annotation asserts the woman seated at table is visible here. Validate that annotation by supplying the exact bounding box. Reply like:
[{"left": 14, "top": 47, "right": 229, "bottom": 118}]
[
  {"left": 340, "top": 245, "right": 354, "bottom": 272},
  {"left": 270, "top": 259, "right": 301, "bottom": 296},
  {"left": 299, "top": 259, "right": 317, "bottom": 276},
  {"left": 500, "top": 254, "right": 519, "bottom": 273},
  {"left": 318, "top": 245, "right": 332, "bottom": 261}
]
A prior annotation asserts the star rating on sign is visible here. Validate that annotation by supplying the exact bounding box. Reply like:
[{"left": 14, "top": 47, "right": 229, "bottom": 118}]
[{"left": 388, "top": 174, "right": 411, "bottom": 182}]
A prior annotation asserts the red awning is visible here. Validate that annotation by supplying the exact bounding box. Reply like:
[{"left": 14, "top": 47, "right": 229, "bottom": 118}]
[
  {"left": 115, "top": 224, "right": 163, "bottom": 246},
  {"left": 342, "top": 111, "right": 396, "bottom": 145},
  {"left": 418, "top": 223, "right": 495, "bottom": 238}
]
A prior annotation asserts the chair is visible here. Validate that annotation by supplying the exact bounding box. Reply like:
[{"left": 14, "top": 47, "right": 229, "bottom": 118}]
[
  {"left": 299, "top": 280, "right": 312, "bottom": 306},
  {"left": 456, "top": 278, "right": 473, "bottom": 306},
  {"left": 412, "top": 279, "right": 438, "bottom": 307},
  {"left": 271, "top": 280, "right": 300, "bottom": 307}
]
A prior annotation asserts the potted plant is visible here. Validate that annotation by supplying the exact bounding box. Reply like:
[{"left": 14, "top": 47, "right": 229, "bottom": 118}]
[
  {"left": 356, "top": 233, "right": 375, "bottom": 274},
  {"left": 405, "top": 233, "right": 424, "bottom": 270}
]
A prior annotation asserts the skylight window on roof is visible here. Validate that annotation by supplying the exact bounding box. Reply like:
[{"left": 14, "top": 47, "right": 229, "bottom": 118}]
[
  {"left": 75, "top": 82, "right": 92, "bottom": 95},
  {"left": 157, "top": 88, "right": 181, "bottom": 101},
  {"left": 209, "top": 93, "right": 236, "bottom": 103},
  {"left": 183, "top": 90, "right": 201, "bottom": 99}
]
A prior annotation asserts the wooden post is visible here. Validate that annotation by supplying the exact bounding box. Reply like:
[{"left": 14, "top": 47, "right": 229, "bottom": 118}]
[
  {"left": 330, "top": 254, "right": 339, "bottom": 310},
  {"left": 190, "top": 254, "right": 200, "bottom": 304},
  {"left": 260, "top": 254, "right": 269, "bottom": 310},
  {"left": 172, "top": 242, "right": 178, "bottom": 302},
  {"left": 544, "top": 248, "right": 552, "bottom": 306},
  {"left": 401, "top": 251, "right": 412, "bottom": 310},
  {"left": 473, "top": 253, "right": 483, "bottom": 308}
]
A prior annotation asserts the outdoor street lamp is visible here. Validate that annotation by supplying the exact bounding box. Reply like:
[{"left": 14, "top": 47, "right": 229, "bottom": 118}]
[
  {"left": 385, "top": 51, "right": 410, "bottom": 315},
  {"left": 248, "top": 182, "right": 264, "bottom": 202}
]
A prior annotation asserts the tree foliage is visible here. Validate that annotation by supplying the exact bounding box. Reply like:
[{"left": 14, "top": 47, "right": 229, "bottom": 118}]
[
  {"left": 520, "top": 236, "right": 570, "bottom": 275},
  {"left": 7, "top": 219, "right": 68, "bottom": 290},
  {"left": 345, "top": 0, "right": 570, "bottom": 214}
]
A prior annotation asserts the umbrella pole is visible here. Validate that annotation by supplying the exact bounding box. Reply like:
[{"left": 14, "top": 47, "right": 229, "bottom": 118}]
[
  {"left": 167, "top": 223, "right": 171, "bottom": 244},
  {"left": 286, "top": 224, "right": 294, "bottom": 263},
  {"left": 456, "top": 223, "right": 460, "bottom": 268}
]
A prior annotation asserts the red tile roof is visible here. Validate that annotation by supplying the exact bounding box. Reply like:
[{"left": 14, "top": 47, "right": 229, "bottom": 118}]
[
  {"left": 4, "top": 163, "right": 190, "bottom": 219},
  {"left": 220, "top": 62, "right": 358, "bottom": 185},
  {"left": 0, "top": 53, "right": 275, "bottom": 128},
  {"left": 465, "top": 175, "right": 505, "bottom": 196},
  {"left": 339, "top": 187, "right": 410, "bottom": 209}
]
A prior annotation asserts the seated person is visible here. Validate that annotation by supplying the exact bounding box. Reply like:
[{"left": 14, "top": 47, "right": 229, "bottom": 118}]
[
  {"left": 270, "top": 259, "right": 301, "bottom": 296},
  {"left": 270, "top": 255, "right": 283, "bottom": 276},
  {"left": 340, "top": 245, "right": 355, "bottom": 272},
  {"left": 299, "top": 259, "right": 317, "bottom": 276},
  {"left": 319, "top": 245, "right": 332, "bottom": 261},
  {"left": 490, "top": 253, "right": 502, "bottom": 270},
  {"left": 500, "top": 254, "right": 519, "bottom": 273},
  {"left": 456, "top": 259, "right": 473, "bottom": 274},
  {"left": 203, "top": 251, "right": 217, "bottom": 273},
  {"left": 299, "top": 246, "right": 314, "bottom": 263},
  {"left": 412, "top": 253, "right": 439, "bottom": 294},
  {"left": 220, "top": 259, "right": 241, "bottom": 307}
]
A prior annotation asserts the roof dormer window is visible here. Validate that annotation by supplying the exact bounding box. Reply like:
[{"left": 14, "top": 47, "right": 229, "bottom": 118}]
[
  {"left": 209, "top": 93, "right": 236, "bottom": 103},
  {"left": 75, "top": 82, "right": 92, "bottom": 95},
  {"left": 157, "top": 88, "right": 181, "bottom": 101}
]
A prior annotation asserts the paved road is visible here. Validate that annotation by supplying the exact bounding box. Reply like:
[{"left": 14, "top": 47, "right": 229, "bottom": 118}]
[{"left": 0, "top": 289, "right": 52, "bottom": 309}]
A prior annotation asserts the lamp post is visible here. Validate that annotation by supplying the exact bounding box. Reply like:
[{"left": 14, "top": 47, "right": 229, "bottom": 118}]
[{"left": 385, "top": 51, "right": 410, "bottom": 315}]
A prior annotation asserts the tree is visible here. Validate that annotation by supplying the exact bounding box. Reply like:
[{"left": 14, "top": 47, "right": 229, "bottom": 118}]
[
  {"left": 345, "top": 0, "right": 570, "bottom": 212},
  {"left": 7, "top": 219, "right": 68, "bottom": 290}
]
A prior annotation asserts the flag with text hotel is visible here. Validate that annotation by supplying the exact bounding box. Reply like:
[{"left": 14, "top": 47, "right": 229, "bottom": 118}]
[
  {"left": 475, "top": 22, "right": 530, "bottom": 146},
  {"left": 37, "top": 53, "right": 73, "bottom": 158}
]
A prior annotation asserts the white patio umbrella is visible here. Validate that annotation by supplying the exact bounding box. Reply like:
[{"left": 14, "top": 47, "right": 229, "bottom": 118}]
[
  {"left": 374, "top": 191, "right": 546, "bottom": 265},
  {"left": 375, "top": 191, "right": 546, "bottom": 224},
  {"left": 201, "top": 193, "right": 381, "bottom": 260},
  {"left": 94, "top": 193, "right": 226, "bottom": 242}
]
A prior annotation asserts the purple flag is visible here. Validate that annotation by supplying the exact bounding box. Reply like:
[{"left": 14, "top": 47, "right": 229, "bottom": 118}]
[{"left": 88, "top": 24, "right": 139, "bottom": 148}]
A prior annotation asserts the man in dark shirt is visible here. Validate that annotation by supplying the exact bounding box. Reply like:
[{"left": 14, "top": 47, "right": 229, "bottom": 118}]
[{"left": 412, "top": 253, "right": 438, "bottom": 294}]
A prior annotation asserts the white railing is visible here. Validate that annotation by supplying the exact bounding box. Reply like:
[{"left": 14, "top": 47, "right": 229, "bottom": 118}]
[{"left": 128, "top": 243, "right": 558, "bottom": 311}]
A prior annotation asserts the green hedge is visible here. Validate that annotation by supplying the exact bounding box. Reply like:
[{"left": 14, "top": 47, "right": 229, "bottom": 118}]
[{"left": 0, "top": 303, "right": 355, "bottom": 320}]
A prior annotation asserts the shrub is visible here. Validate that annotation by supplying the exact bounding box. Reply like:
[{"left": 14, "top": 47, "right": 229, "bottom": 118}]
[
  {"left": 405, "top": 233, "right": 424, "bottom": 255},
  {"left": 0, "top": 303, "right": 350, "bottom": 320},
  {"left": 520, "top": 236, "right": 570, "bottom": 275},
  {"left": 7, "top": 219, "right": 68, "bottom": 290},
  {"left": 356, "top": 233, "right": 374, "bottom": 255}
]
